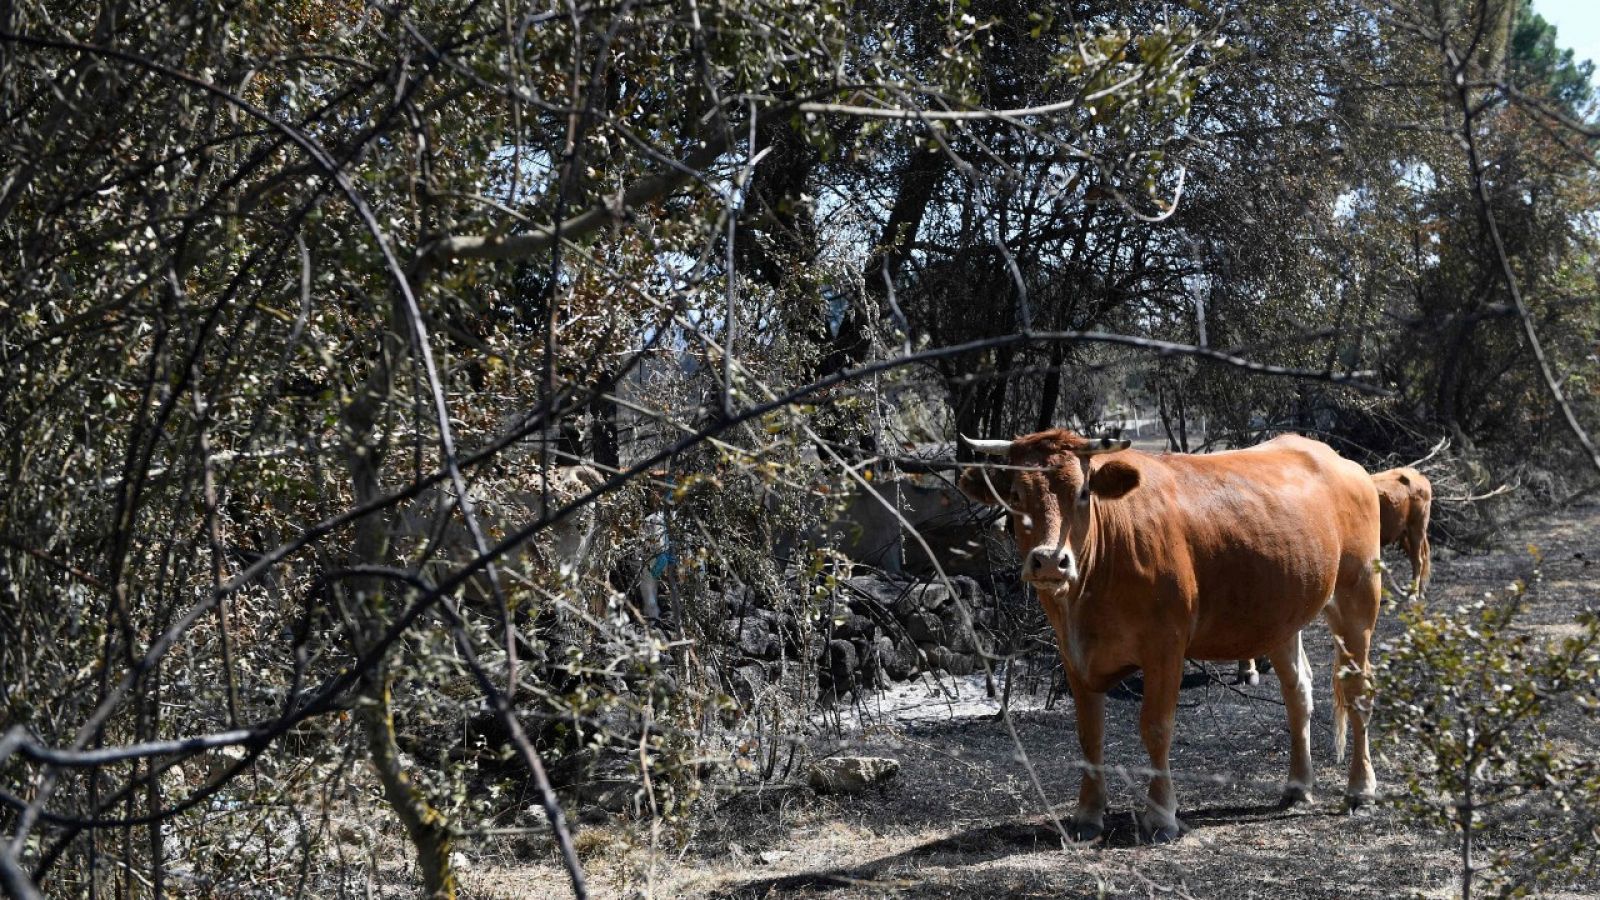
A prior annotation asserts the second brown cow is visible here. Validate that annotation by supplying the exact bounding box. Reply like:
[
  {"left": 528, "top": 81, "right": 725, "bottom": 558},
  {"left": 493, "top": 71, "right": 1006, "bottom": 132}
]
[{"left": 1372, "top": 466, "right": 1433, "bottom": 594}]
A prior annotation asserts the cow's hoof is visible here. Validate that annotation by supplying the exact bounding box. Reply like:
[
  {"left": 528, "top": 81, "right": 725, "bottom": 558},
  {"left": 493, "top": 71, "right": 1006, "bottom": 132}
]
[
  {"left": 1141, "top": 823, "right": 1182, "bottom": 845},
  {"left": 1279, "top": 784, "right": 1314, "bottom": 807},
  {"left": 1344, "top": 792, "right": 1376, "bottom": 815},
  {"left": 1066, "top": 820, "right": 1103, "bottom": 844},
  {"left": 1238, "top": 671, "right": 1260, "bottom": 686}
]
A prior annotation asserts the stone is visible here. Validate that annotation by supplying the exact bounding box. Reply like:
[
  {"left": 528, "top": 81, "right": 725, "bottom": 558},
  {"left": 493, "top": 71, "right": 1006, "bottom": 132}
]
[
  {"left": 917, "top": 583, "right": 953, "bottom": 611},
  {"left": 807, "top": 756, "right": 900, "bottom": 794},
  {"left": 902, "top": 609, "right": 944, "bottom": 644},
  {"left": 893, "top": 583, "right": 951, "bottom": 617},
  {"left": 206, "top": 744, "right": 250, "bottom": 783},
  {"left": 945, "top": 620, "right": 991, "bottom": 655},
  {"left": 729, "top": 616, "right": 780, "bottom": 660},
  {"left": 937, "top": 600, "right": 968, "bottom": 626},
  {"left": 592, "top": 783, "right": 638, "bottom": 813},
  {"left": 843, "top": 576, "right": 909, "bottom": 610},
  {"left": 833, "top": 612, "right": 875, "bottom": 641},
  {"left": 877, "top": 634, "right": 919, "bottom": 681},
  {"left": 855, "top": 637, "right": 881, "bottom": 685},
  {"left": 939, "top": 608, "right": 973, "bottom": 648},
  {"left": 949, "top": 576, "right": 982, "bottom": 605},
  {"left": 822, "top": 639, "right": 858, "bottom": 692},
  {"left": 768, "top": 610, "right": 803, "bottom": 654},
  {"left": 160, "top": 763, "right": 188, "bottom": 796},
  {"left": 721, "top": 585, "right": 755, "bottom": 613},
  {"left": 728, "top": 660, "right": 768, "bottom": 707}
]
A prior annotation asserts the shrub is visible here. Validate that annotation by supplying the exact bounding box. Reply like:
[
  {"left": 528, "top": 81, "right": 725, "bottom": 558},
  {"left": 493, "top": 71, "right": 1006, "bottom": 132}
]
[{"left": 1377, "top": 551, "right": 1600, "bottom": 898}]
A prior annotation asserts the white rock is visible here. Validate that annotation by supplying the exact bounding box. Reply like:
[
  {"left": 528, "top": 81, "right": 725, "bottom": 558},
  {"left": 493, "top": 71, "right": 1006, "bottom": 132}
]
[{"left": 807, "top": 756, "right": 900, "bottom": 794}]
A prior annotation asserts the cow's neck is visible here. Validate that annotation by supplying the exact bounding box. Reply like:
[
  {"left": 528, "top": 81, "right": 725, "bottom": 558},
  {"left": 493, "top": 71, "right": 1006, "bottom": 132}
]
[
  {"left": 1061, "top": 493, "right": 1132, "bottom": 610},
  {"left": 1038, "top": 496, "right": 1136, "bottom": 679}
]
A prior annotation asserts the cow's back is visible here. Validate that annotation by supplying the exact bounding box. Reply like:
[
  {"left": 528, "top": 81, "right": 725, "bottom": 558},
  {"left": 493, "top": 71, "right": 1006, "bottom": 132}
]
[
  {"left": 1373, "top": 466, "right": 1430, "bottom": 545},
  {"left": 1091, "top": 435, "right": 1379, "bottom": 661}
]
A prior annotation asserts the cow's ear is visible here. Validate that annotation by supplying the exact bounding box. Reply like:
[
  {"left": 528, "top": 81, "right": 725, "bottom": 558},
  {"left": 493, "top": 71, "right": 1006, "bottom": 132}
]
[
  {"left": 958, "top": 466, "right": 1011, "bottom": 506},
  {"left": 1088, "top": 459, "right": 1140, "bottom": 499}
]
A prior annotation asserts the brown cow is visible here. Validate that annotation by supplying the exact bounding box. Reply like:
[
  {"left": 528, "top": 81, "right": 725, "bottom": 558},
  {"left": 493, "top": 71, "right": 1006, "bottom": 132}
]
[
  {"left": 1372, "top": 466, "right": 1433, "bottom": 594},
  {"left": 960, "top": 430, "right": 1381, "bottom": 842}
]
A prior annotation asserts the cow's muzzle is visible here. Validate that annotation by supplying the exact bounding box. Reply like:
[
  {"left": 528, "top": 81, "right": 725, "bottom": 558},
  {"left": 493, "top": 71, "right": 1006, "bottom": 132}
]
[{"left": 1023, "top": 544, "right": 1078, "bottom": 586}]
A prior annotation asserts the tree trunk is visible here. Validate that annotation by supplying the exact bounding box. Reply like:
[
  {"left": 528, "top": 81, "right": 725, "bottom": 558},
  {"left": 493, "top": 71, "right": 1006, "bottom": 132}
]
[
  {"left": 982, "top": 347, "right": 1013, "bottom": 437},
  {"left": 1174, "top": 380, "right": 1190, "bottom": 452},
  {"left": 359, "top": 678, "right": 457, "bottom": 900},
  {"left": 829, "top": 146, "right": 947, "bottom": 377},
  {"left": 339, "top": 333, "right": 459, "bottom": 900},
  {"left": 589, "top": 393, "right": 619, "bottom": 469},
  {"left": 1434, "top": 317, "right": 1478, "bottom": 434},
  {"left": 1036, "top": 344, "right": 1064, "bottom": 432},
  {"left": 1459, "top": 766, "right": 1474, "bottom": 900},
  {"left": 1157, "top": 383, "right": 1180, "bottom": 451}
]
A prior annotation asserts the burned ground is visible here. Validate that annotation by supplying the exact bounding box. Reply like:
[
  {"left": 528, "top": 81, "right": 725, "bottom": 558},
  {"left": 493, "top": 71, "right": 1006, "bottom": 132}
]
[{"left": 456, "top": 502, "right": 1600, "bottom": 899}]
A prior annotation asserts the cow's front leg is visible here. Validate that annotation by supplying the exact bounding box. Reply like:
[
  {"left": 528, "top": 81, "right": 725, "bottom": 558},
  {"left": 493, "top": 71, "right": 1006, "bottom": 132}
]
[
  {"left": 1066, "top": 671, "right": 1107, "bottom": 842},
  {"left": 1137, "top": 658, "right": 1184, "bottom": 843}
]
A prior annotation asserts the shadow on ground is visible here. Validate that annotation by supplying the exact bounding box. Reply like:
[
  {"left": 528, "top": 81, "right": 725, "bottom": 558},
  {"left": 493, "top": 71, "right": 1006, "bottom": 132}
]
[{"left": 716, "top": 801, "right": 1323, "bottom": 897}]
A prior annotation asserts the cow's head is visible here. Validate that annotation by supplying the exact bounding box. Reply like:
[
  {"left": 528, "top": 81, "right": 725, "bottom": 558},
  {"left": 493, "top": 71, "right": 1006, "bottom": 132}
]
[{"left": 958, "top": 429, "right": 1139, "bottom": 588}]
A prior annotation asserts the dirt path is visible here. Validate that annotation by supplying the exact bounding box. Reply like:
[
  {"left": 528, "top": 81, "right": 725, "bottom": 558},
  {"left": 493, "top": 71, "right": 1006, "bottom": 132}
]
[{"left": 469, "top": 502, "right": 1600, "bottom": 899}]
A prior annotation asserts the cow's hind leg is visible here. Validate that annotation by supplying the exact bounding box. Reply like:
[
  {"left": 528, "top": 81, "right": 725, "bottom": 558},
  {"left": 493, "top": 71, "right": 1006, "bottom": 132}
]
[
  {"left": 1398, "top": 531, "right": 1422, "bottom": 596},
  {"left": 1326, "top": 566, "right": 1380, "bottom": 810},
  {"left": 1267, "top": 630, "right": 1315, "bottom": 806},
  {"left": 1413, "top": 526, "right": 1432, "bottom": 592},
  {"left": 1414, "top": 522, "right": 1440, "bottom": 592},
  {"left": 1135, "top": 657, "right": 1185, "bottom": 843},
  {"left": 1235, "top": 658, "right": 1259, "bottom": 685},
  {"left": 1066, "top": 672, "right": 1108, "bottom": 842}
]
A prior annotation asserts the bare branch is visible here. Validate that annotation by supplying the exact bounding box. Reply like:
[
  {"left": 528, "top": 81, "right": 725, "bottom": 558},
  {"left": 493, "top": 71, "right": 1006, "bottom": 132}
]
[
  {"left": 0, "top": 726, "right": 256, "bottom": 769},
  {"left": 416, "top": 138, "right": 730, "bottom": 271}
]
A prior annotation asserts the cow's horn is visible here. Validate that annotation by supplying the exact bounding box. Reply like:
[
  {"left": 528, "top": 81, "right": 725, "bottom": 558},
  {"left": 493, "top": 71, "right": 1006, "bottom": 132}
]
[
  {"left": 961, "top": 435, "right": 1013, "bottom": 457},
  {"left": 1076, "top": 436, "right": 1132, "bottom": 456}
]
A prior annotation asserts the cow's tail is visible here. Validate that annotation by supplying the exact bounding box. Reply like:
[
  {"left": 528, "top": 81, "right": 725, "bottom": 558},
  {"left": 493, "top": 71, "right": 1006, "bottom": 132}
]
[{"left": 1331, "top": 646, "right": 1349, "bottom": 764}]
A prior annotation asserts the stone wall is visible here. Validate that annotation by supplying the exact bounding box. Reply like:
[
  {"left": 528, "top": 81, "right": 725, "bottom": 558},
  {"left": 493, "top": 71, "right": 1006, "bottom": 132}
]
[{"left": 714, "top": 573, "right": 1019, "bottom": 704}]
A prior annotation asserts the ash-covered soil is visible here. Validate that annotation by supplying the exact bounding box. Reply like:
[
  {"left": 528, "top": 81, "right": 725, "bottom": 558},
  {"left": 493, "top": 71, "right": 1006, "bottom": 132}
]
[{"left": 463, "top": 502, "right": 1600, "bottom": 899}]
